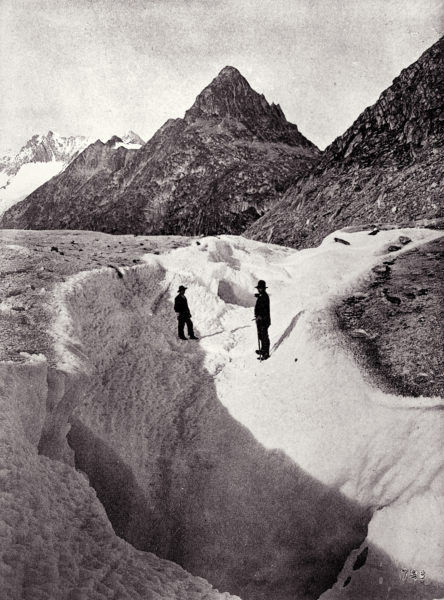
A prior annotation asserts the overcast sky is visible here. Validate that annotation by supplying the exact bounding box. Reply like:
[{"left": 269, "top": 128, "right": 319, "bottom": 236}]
[{"left": 0, "top": 0, "right": 442, "bottom": 154}]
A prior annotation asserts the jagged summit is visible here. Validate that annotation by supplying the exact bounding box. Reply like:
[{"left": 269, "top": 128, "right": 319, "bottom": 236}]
[{"left": 185, "top": 65, "right": 317, "bottom": 148}]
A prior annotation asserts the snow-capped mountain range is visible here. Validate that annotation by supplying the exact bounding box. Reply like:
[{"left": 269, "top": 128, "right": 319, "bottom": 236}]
[{"left": 0, "top": 130, "right": 144, "bottom": 218}]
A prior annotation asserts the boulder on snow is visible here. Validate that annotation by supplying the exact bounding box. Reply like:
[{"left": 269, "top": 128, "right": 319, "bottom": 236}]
[
  {"left": 399, "top": 235, "right": 412, "bottom": 245},
  {"left": 372, "top": 264, "right": 390, "bottom": 275},
  {"left": 334, "top": 237, "right": 351, "bottom": 246}
]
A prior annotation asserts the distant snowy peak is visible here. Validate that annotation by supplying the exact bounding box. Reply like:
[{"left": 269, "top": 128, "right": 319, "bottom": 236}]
[
  {"left": 121, "top": 130, "right": 145, "bottom": 146},
  {"left": 0, "top": 131, "right": 95, "bottom": 218},
  {"left": 0, "top": 129, "right": 145, "bottom": 218},
  {"left": 0, "top": 131, "right": 94, "bottom": 177}
]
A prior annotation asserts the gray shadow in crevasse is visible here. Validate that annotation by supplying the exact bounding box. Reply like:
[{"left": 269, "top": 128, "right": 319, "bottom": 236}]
[
  {"left": 327, "top": 540, "right": 444, "bottom": 600},
  {"left": 65, "top": 285, "right": 444, "bottom": 600}
]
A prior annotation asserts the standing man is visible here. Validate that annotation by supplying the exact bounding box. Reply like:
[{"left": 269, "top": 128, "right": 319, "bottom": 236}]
[
  {"left": 254, "top": 280, "right": 270, "bottom": 360},
  {"left": 174, "top": 285, "right": 198, "bottom": 340}
]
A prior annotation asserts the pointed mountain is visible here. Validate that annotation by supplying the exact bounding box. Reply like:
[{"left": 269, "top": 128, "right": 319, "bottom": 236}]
[
  {"left": 185, "top": 66, "right": 315, "bottom": 148},
  {"left": 1, "top": 68, "right": 319, "bottom": 235},
  {"left": 246, "top": 36, "right": 444, "bottom": 248}
]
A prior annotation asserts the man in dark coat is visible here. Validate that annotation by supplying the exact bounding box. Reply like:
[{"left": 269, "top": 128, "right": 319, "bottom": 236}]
[
  {"left": 254, "top": 280, "right": 270, "bottom": 359},
  {"left": 174, "top": 285, "right": 198, "bottom": 340}
]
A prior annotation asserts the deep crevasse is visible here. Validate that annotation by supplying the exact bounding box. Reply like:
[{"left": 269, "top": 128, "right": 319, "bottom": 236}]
[{"left": 1, "top": 228, "right": 443, "bottom": 600}]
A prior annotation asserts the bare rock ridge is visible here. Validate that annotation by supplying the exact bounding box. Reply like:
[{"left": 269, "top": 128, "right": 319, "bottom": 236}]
[
  {"left": 246, "top": 36, "right": 444, "bottom": 248},
  {"left": 0, "top": 67, "right": 319, "bottom": 235}
]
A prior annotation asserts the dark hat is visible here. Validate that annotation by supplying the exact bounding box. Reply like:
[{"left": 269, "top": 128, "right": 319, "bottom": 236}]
[
  {"left": 178, "top": 285, "right": 187, "bottom": 292},
  {"left": 255, "top": 280, "right": 267, "bottom": 289}
]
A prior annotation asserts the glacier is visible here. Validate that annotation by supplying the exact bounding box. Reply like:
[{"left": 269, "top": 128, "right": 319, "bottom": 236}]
[{"left": 0, "top": 227, "right": 443, "bottom": 599}]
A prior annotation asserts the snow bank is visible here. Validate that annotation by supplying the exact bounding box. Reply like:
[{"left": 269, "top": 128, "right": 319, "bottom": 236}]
[{"left": 1, "top": 227, "right": 443, "bottom": 600}]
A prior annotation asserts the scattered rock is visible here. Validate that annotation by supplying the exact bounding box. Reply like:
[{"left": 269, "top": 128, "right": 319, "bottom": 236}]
[
  {"left": 415, "top": 373, "right": 429, "bottom": 383},
  {"left": 398, "top": 235, "right": 412, "bottom": 245},
  {"left": 6, "top": 289, "right": 23, "bottom": 298},
  {"left": 387, "top": 245, "right": 402, "bottom": 252},
  {"left": 417, "top": 288, "right": 428, "bottom": 296},
  {"left": 50, "top": 246, "right": 59, "bottom": 252},
  {"left": 344, "top": 293, "right": 367, "bottom": 305},
  {"left": 368, "top": 228, "right": 379, "bottom": 236},
  {"left": 334, "top": 237, "right": 351, "bottom": 246},
  {"left": 350, "top": 329, "right": 378, "bottom": 340},
  {"left": 353, "top": 547, "right": 369, "bottom": 571},
  {"left": 372, "top": 264, "right": 390, "bottom": 274},
  {"left": 11, "top": 306, "right": 26, "bottom": 311},
  {"left": 383, "top": 290, "right": 401, "bottom": 305}
]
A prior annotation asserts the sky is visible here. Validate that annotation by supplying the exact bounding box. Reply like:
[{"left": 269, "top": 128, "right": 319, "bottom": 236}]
[{"left": 0, "top": 0, "right": 442, "bottom": 154}]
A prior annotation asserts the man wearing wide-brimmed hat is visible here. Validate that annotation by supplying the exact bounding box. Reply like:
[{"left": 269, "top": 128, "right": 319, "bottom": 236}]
[
  {"left": 254, "top": 280, "right": 270, "bottom": 360},
  {"left": 174, "top": 285, "right": 198, "bottom": 340}
]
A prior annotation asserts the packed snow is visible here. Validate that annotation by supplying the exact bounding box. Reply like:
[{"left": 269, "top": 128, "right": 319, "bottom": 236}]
[
  {"left": 1, "top": 227, "right": 443, "bottom": 599},
  {"left": 0, "top": 161, "right": 65, "bottom": 216}
]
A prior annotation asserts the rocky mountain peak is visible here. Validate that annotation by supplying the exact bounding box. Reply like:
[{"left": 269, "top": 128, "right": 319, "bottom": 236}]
[
  {"left": 185, "top": 65, "right": 318, "bottom": 148},
  {"left": 106, "top": 135, "right": 123, "bottom": 147},
  {"left": 186, "top": 65, "right": 278, "bottom": 121}
]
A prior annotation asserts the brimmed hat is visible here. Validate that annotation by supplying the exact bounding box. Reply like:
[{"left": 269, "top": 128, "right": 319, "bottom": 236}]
[
  {"left": 255, "top": 280, "right": 267, "bottom": 289},
  {"left": 178, "top": 285, "right": 187, "bottom": 292}
]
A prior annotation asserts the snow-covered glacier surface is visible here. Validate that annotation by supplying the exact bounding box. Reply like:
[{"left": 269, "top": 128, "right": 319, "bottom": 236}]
[{"left": 1, "top": 228, "right": 443, "bottom": 600}]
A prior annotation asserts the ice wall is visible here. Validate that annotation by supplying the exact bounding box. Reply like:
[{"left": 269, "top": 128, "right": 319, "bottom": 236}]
[{"left": 48, "top": 260, "right": 368, "bottom": 600}]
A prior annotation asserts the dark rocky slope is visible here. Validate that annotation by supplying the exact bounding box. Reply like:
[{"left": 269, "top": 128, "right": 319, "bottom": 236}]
[
  {"left": 335, "top": 234, "right": 444, "bottom": 398},
  {"left": 1, "top": 67, "right": 319, "bottom": 235},
  {"left": 246, "top": 36, "right": 444, "bottom": 248}
]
